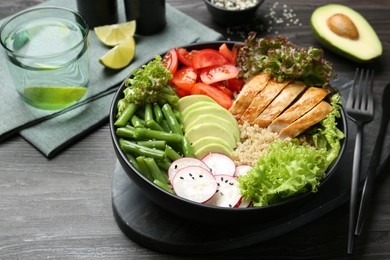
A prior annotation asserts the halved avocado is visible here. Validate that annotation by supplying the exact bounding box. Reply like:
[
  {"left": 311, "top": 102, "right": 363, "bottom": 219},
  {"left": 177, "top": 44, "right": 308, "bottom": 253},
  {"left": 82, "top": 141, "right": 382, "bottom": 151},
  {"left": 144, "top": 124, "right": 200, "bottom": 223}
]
[{"left": 310, "top": 4, "right": 382, "bottom": 62}]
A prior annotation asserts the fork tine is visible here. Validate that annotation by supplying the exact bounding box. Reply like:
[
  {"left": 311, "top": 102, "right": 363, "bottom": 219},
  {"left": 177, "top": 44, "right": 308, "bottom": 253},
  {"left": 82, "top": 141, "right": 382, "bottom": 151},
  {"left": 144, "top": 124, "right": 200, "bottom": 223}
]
[
  {"left": 347, "top": 68, "right": 360, "bottom": 109},
  {"left": 360, "top": 69, "right": 369, "bottom": 110},
  {"left": 366, "top": 70, "right": 374, "bottom": 114}
]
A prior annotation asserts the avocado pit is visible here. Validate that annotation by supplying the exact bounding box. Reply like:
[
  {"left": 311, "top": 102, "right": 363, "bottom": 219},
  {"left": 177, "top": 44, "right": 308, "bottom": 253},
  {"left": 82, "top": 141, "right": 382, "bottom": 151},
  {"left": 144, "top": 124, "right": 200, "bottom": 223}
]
[{"left": 327, "top": 13, "right": 359, "bottom": 40}]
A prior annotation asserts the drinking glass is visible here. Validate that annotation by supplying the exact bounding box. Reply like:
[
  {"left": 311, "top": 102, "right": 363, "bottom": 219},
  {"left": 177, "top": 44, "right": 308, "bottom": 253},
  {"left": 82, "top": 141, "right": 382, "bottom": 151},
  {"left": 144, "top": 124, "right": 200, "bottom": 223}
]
[{"left": 0, "top": 7, "right": 90, "bottom": 110}]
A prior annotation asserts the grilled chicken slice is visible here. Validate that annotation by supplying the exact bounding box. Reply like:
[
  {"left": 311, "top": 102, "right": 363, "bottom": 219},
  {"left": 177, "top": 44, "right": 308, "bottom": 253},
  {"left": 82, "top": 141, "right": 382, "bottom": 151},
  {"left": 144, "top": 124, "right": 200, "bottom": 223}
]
[
  {"left": 229, "top": 72, "right": 270, "bottom": 120},
  {"left": 268, "top": 87, "right": 329, "bottom": 133},
  {"left": 278, "top": 101, "right": 333, "bottom": 139},
  {"left": 252, "top": 81, "right": 307, "bottom": 127},
  {"left": 240, "top": 79, "right": 291, "bottom": 123}
]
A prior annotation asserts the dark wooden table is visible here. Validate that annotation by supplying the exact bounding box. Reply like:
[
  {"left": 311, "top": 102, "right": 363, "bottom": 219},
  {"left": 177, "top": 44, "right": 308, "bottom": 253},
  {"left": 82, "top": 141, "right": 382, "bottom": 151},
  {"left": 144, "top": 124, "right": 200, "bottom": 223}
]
[{"left": 1, "top": 0, "right": 389, "bottom": 259}]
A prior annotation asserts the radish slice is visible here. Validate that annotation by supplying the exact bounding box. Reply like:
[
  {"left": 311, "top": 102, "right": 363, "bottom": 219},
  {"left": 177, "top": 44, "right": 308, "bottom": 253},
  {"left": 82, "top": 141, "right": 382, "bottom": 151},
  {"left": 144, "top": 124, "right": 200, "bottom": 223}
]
[
  {"left": 237, "top": 197, "right": 252, "bottom": 208},
  {"left": 202, "top": 153, "right": 236, "bottom": 176},
  {"left": 207, "top": 175, "right": 242, "bottom": 208},
  {"left": 172, "top": 166, "right": 217, "bottom": 204},
  {"left": 234, "top": 165, "right": 252, "bottom": 177},
  {"left": 168, "top": 157, "right": 210, "bottom": 182}
]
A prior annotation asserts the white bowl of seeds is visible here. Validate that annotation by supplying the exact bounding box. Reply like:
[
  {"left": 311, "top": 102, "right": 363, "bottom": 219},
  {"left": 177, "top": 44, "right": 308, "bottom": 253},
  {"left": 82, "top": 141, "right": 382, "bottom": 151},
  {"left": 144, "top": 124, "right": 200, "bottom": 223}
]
[{"left": 203, "top": 0, "right": 264, "bottom": 26}]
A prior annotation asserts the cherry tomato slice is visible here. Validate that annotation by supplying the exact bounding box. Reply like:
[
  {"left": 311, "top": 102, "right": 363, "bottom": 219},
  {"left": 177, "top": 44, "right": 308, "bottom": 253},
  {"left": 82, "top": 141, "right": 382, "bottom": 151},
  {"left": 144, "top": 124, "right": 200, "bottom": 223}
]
[
  {"left": 192, "top": 49, "right": 229, "bottom": 69},
  {"left": 191, "top": 83, "right": 233, "bottom": 110},
  {"left": 200, "top": 64, "right": 240, "bottom": 85},
  {"left": 219, "top": 43, "right": 235, "bottom": 65},
  {"left": 172, "top": 67, "right": 197, "bottom": 92},
  {"left": 176, "top": 48, "right": 197, "bottom": 67},
  {"left": 175, "top": 87, "right": 191, "bottom": 98},
  {"left": 162, "top": 48, "right": 178, "bottom": 74},
  {"left": 226, "top": 78, "right": 245, "bottom": 92},
  {"left": 212, "top": 82, "right": 234, "bottom": 98}
]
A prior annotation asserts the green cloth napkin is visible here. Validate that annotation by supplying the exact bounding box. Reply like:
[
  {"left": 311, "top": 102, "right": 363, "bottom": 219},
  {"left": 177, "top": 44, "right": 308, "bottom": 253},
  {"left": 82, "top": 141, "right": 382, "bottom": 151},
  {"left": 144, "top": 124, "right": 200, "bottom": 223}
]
[{"left": 0, "top": 0, "right": 222, "bottom": 157}]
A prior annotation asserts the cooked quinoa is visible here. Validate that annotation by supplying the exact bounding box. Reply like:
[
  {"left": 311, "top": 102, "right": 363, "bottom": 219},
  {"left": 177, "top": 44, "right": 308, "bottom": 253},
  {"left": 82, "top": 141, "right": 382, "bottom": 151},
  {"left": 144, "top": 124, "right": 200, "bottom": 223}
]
[{"left": 232, "top": 121, "right": 279, "bottom": 166}]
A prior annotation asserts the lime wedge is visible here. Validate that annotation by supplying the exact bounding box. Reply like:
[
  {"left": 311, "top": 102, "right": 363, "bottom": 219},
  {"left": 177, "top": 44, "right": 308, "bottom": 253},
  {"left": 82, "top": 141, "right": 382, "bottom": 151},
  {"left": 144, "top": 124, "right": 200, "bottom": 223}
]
[
  {"left": 99, "top": 36, "right": 136, "bottom": 69},
  {"left": 94, "top": 21, "right": 136, "bottom": 46},
  {"left": 23, "top": 86, "right": 87, "bottom": 110}
]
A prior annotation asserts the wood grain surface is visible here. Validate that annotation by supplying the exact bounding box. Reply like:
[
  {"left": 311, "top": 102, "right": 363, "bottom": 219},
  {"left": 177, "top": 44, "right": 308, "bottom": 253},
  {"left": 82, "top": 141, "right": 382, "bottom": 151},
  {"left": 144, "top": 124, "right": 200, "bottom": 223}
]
[{"left": 0, "top": 0, "right": 389, "bottom": 259}]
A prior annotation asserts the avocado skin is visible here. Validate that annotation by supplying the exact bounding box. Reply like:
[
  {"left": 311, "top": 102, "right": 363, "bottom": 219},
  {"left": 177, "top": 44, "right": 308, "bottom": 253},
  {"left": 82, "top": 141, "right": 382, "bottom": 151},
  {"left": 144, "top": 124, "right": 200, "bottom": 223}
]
[{"left": 310, "top": 4, "right": 382, "bottom": 63}]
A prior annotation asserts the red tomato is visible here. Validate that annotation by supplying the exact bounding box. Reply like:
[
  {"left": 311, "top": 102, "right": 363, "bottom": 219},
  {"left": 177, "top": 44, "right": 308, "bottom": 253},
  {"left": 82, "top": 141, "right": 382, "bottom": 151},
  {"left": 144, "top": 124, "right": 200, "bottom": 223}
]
[
  {"left": 226, "top": 78, "right": 245, "bottom": 92},
  {"left": 162, "top": 49, "right": 178, "bottom": 74},
  {"left": 172, "top": 67, "right": 198, "bottom": 92},
  {"left": 212, "top": 83, "right": 234, "bottom": 98},
  {"left": 192, "top": 49, "right": 229, "bottom": 69},
  {"left": 219, "top": 43, "right": 235, "bottom": 65},
  {"left": 175, "top": 87, "right": 191, "bottom": 98},
  {"left": 191, "top": 83, "right": 233, "bottom": 109},
  {"left": 200, "top": 64, "right": 240, "bottom": 85},
  {"left": 176, "top": 48, "right": 197, "bottom": 67}
]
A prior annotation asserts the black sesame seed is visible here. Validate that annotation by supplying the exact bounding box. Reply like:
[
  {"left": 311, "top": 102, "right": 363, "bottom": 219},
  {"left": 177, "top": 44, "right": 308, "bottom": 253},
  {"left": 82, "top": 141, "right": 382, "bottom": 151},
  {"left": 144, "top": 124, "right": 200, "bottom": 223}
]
[
  {"left": 174, "top": 165, "right": 178, "bottom": 169},
  {"left": 199, "top": 175, "right": 203, "bottom": 178},
  {"left": 180, "top": 177, "right": 184, "bottom": 179}
]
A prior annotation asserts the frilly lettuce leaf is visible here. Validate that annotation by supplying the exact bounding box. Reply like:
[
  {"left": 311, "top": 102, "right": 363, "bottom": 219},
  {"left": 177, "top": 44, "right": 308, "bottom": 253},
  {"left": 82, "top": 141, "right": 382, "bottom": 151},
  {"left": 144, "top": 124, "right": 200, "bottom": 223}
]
[
  {"left": 307, "top": 93, "right": 345, "bottom": 167},
  {"left": 238, "top": 140, "right": 328, "bottom": 207}
]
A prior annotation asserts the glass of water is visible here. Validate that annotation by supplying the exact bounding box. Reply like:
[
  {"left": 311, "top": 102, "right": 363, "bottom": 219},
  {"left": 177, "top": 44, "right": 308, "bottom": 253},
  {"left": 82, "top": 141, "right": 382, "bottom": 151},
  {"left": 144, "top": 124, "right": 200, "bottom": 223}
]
[{"left": 0, "top": 7, "right": 90, "bottom": 110}]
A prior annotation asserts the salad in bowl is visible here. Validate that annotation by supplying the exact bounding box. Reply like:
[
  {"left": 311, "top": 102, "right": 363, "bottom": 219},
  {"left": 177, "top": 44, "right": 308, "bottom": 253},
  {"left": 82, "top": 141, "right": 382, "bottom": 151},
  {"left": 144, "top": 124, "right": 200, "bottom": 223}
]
[{"left": 109, "top": 32, "right": 346, "bottom": 223}]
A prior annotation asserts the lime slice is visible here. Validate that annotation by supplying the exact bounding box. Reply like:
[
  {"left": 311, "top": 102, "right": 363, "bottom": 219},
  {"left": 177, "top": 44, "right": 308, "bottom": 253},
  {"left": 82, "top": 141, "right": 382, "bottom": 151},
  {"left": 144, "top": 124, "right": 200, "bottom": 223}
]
[
  {"left": 94, "top": 21, "right": 136, "bottom": 46},
  {"left": 24, "top": 86, "right": 87, "bottom": 110},
  {"left": 99, "top": 36, "right": 136, "bottom": 69}
]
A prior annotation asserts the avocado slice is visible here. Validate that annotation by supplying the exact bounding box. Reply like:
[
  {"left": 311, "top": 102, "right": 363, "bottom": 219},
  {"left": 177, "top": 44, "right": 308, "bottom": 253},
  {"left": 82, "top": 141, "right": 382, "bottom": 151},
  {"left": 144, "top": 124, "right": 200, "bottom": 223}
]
[
  {"left": 176, "top": 94, "right": 215, "bottom": 112},
  {"left": 194, "top": 142, "right": 233, "bottom": 159},
  {"left": 310, "top": 4, "right": 382, "bottom": 62},
  {"left": 186, "top": 114, "right": 240, "bottom": 142},
  {"left": 185, "top": 122, "right": 237, "bottom": 149},
  {"left": 192, "top": 136, "right": 233, "bottom": 158}
]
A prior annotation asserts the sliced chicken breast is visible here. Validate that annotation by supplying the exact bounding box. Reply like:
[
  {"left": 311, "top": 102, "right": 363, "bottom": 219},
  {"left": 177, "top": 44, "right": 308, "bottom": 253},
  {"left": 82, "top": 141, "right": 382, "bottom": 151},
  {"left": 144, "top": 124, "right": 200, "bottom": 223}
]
[
  {"left": 252, "top": 81, "right": 307, "bottom": 128},
  {"left": 240, "top": 79, "right": 291, "bottom": 123},
  {"left": 278, "top": 101, "right": 333, "bottom": 139},
  {"left": 268, "top": 87, "right": 329, "bottom": 133},
  {"left": 229, "top": 72, "right": 270, "bottom": 120}
]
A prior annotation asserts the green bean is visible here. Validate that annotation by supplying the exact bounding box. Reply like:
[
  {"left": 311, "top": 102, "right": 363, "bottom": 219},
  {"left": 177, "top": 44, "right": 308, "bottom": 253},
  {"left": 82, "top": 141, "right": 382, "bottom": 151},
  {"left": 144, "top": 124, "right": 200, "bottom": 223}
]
[
  {"left": 146, "top": 119, "right": 165, "bottom": 132},
  {"left": 153, "top": 179, "right": 174, "bottom": 193},
  {"left": 135, "top": 156, "right": 153, "bottom": 181},
  {"left": 144, "top": 103, "right": 154, "bottom": 122},
  {"left": 181, "top": 136, "right": 195, "bottom": 157},
  {"left": 153, "top": 103, "right": 164, "bottom": 123},
  {"left": 173, "top": 109, "right": 183, "bottom": 124},
  {"left": 137, "top": 140, "right": 166, "bottom": 150},
  {"left": 144, "top": 157, "right": 168, "bottom": 184},
  {"left": 131, "top": 114, "right": 145, "bottom": 128},
  {"left": 125, "top": 153, "right": 141, "bottom": 172},
  {"left": 116, "top": 127, "right": 136, "bottom": 139},
  {"left": 156, "top": 158, "right": 172, "bottom": 171},
  {"left": 165, "top": 145, "right": 181, "bottom": 161},
  {"left": 160, "top": 119, "right": 171, "bottom": 132},
  {"left": 114, "top": 103, "right": 137, "bottom": 127},
  {"left": 134, "top": 128, "right": 182, "bottom": 143},
  {"left": 119, "top": 139, "right": 165, "bottom": 160},
  {"left": 162, "top": 103, "right": 183, "bottom": 135}
]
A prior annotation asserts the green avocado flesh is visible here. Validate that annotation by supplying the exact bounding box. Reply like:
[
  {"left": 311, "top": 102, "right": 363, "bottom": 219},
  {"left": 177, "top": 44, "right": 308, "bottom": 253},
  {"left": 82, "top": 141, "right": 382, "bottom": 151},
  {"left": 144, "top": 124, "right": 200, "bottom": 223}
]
[{"left": 310, "top": 4, "right": 382, "bottom": 62}]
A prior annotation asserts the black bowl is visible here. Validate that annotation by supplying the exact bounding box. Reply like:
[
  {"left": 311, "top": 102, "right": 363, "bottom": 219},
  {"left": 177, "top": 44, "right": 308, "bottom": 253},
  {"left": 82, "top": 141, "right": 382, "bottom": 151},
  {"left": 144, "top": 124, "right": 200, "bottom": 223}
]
[
  {"left": 109, "top": 41, "right": 348, "bottom": 226},
  {"left": 203, "top": 0, "right": 264, "bottom": 26}
]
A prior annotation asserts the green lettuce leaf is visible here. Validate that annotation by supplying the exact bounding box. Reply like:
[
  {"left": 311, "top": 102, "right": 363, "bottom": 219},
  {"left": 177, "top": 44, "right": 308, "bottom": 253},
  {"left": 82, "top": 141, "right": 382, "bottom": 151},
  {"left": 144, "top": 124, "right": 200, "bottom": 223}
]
[
  {"left": 307, "top": 93, "right": 345, "bottom": 167},
  {"left": 238, "top": 140, "right": 328, "bottom": 207}
]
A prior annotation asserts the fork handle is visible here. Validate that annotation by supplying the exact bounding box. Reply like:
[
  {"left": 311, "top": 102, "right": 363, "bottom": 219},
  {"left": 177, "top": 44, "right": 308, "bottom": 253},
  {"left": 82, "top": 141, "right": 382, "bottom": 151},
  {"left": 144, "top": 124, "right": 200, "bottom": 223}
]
[
  {"left": 355, "top": 108, "right": 390, "bottom": 235},
  {"left": 347, "top": 124, "right": 363, "bottom": 254}
]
